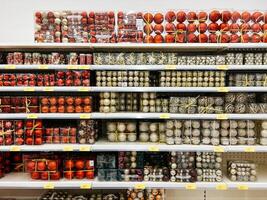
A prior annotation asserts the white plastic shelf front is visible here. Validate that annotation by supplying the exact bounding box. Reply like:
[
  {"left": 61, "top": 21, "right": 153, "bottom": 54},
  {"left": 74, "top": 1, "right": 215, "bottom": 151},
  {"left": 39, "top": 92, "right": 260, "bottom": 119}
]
[
  {"left": 0, "top": 113, "right": 267, "bottom": 120},
  {"left": 0, "top": 173, "right": 266, "bottom": 190},
  {"left": 1, "top": 64, "right": 267, "bottom": 71},
  {"left": 0, "top": 43, "right": 267, "bottom": 52},
  {"left": 1, "top": 143, "right": 267, "bottom": 153},
  {"left": 1, "top": 86, "right": 267, "bottom": 93}
]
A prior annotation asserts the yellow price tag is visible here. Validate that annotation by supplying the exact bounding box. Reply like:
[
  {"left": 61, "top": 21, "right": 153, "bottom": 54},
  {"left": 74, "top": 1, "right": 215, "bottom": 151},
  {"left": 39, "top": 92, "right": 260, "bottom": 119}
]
[
  {"left": 43, "top": 87, "right": 54, "bottom": 91},
  {"left": 80, "top": 114, "right": 91, "bottom": 119},
  {"left": 237, "top": 185, "right": 248, "bottom": 190},
  {"left": 217, "top": 87, "right": 229, "bottom": 92},
  {"left": 216, "top": 183, "right": 228, "bottom": 190},
  {"left": 43, "top": 182, "right": 55, "bottom": 189},
  {"left": 217, "top": 65, "right": 228, "bottom": 70},
  {"left": 5, "top": 65, "right": 16, "bottom": 69},
  {"left": 159, "top": 113, "right": 170, "bottom": 119},
  {"left": 165, "top": 65, "right": 176, "bottom": 70},
  {"left": 79, "top": 65, "right": 90, "bottom": 70},
  {"left": 10, "top": 146, "right": 21, "bottom": 152},
  {"left": 78, "top": 87, "right": 90, "bottom": 92},
  {"left": 67, "top": 65, "right": 77, "bottom": 69},
  {"left": 148, "top": 146, "right": 159, "bottom": 152},
  {"left": 27, "top": 114, "right": 38, "bottom": 119},
  {"left": 244, "top": 147, "right": 255, "bottom": 152},
  {"left": 216, "top": 114, "right": 229, "bottom": 120},
  {"left": 134, "top": 183, "right": 146, "bottom": 190},
  {"left": 185, "top": 183, "right": 196, "bottom": 190},
  {"left": 63, "top": 146, "right": 74, "bottom": 151},
  {"left": 23, "top": 87, "right": 35, "bottom": 92},
  {"left": 80, "top": 183, "right": 92, "bottom": 189},
  {"left": 79, "top": 146, "right": 92, "bottom": 151},
  {"left": 38, "top": 65, "right": 48, "bottom": 69},
  {"left": 214, "top": 146, "right": 225, "bottom": 152}
]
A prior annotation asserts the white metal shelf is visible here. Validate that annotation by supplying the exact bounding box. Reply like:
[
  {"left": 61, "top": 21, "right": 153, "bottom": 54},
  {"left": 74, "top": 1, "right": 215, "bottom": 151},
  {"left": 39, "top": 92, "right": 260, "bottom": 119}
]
[
  {"left": 0, "top": 173, "right": 266, "bottom": 190},
  {"left": 0, "top": 113, "right": 267, "bottom": 120},
  {"left": 0, "top": 43, "right": 267, "bottom": 52},
  {"left": 2, "top": 143, "right": 267, "bottom": 153},
  {"left": 1, "top": 64, "right": 267, "bottom": 71},
  {"left": 1, "top": 86, "right": 267, "bottom": 92}
]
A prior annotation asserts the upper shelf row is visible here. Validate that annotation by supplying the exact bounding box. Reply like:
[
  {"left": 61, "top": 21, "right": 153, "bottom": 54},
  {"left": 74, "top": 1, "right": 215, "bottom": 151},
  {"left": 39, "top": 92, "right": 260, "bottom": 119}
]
[{"left": 0, "top": 43, "right": 267, "bottom": 52}]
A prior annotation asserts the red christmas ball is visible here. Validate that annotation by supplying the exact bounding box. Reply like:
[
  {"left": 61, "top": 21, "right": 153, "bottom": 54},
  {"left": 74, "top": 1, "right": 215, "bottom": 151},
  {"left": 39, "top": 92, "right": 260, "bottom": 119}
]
[
  {"left": 241, "top": 11, "right": 251, "bottom": 22},
  {"left": 251, "top": 23, "right": 262, "bottom": 33},
  {"left": 75, "top": 160, "right": 85, "bottom": 170},
  {"left": 47, "top": 161, "right": 57, "bottom": 171},
  {"left": 40, "top": 172, "right": 49, "bottom": 180},
  {"left": 85, "top": 171, "right": 94, "bottom": 179},
  {"left": 230, "top": 34, "right": 240, "bottom": 43},
  {"left": 37, "top": 161, "right": 46, "bottom": 171},
  {"left": 143, "top": 24, "right": 153, "bottom": 34},
  {"left": 240, "top": 33, "right": 251, "bottom": 43},
  {"left": 187, "top": 11, "right": 197, "bottom": 22},
  {"left": 221, "top": 34, "right": 230, "bottom": 43},
  {"left": 209, "top": 10, "right": 221, "bottom": 22},
  {"left": 27, "top": 161, "right": 36, "bottom": 172},
  {"left": 187, "top": 33, "right": 198, "bottom": 43},
  {"left": 176, "top": 11, "right": 186, "bottom": 23},
  {"left": 154, "top": 13, "right": 164, "bottom": 24},
  {"left": 221, "top": 11, "right": 232, "bottom": 22},
  {"left": 30, "top": 172, "right": 40, "bottom": 180},
  {"left": 165, "top": 11, "right": 176, "bottom": 22},
  {"left": 208, "top": 23, "right": 219, "bottom": 32},
  {"left": 230, "top": 23, "right": 240, "bottom": 33},
  {"left": 220, "top": 23, "right": 229, "bottom": 32},
  {"left": 232, "top": 11, "right": 241, "bottom": 22},
  {"left": 165, "top": 23, "right": 176, "bottom": 33},
  {"left": 143, "top": 13, "right": 153, "bottom": 23},
  {"left": 251, "top": 11, "right": 263, "bottom": 22},
  {"left": 198, "top": 22, "right": 207, "bottom": 33},
  {"left": 198, "top": 33, "right": 208, "bottom": 43},
  {"left": 154, "top": 34, "right": 164, "bottom": 43},
  {"left": 251, "top": 33, "right": 262, "bottom": 43},
  {"left": 75, "top": 171, "right": 85, "bottom": 179},
  {"left": 187, "top": 23, "right": 197, "bottom": 33},
  {"left": 240, "top": 23, "right": 251, "bottom": 33},
  {"left": 50, "top": 171, "right": 61, "bottom": 180},
  {"left": 165, "top": 34, "right": 175, "bottom": 43},
  {"left": 175, "top": 34, "right": 186, "bottom": 43},
  {"left": 176, "top": 23, "right": 186, "bottom": 31},
  {"left": 209, "top": 33, "right": 218, "bottom": 43},
  {"left": 65, "top": 160, "right": 74, "bottom": 170},
  {"left": 143, "top": 35, "right": 154, "bottom": 43},
  {"left": 64, "top": 171, "right": 74, "bottom": 179},
  {"left": 198, "top": 11, "right": 208, "bottom": 21}
]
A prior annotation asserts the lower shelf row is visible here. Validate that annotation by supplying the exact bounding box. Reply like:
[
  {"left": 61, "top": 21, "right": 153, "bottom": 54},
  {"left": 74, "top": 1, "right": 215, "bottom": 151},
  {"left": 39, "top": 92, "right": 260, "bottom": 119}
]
[
  {"left": 0, "top": 151, "right": 264, "bottom": 185},
  {"left": 0, "top": 188, "right": 165, "bottom": 200}
]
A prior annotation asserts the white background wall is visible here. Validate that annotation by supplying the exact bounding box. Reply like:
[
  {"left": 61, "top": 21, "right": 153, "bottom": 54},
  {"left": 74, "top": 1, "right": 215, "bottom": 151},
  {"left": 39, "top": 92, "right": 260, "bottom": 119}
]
[{"left": 0, "top": 0, "right": 266, "bottom": 44}]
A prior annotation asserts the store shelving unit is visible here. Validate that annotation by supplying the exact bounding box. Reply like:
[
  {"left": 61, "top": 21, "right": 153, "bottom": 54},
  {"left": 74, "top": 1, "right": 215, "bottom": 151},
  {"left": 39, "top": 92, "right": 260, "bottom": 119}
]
[
  {"left": 1, "top": 143, "right": 267, "bottom": 152},
  {"left": 0, "top": 86, "right": 267, "bottom": 92},
  {"left": 1, "top": 64, "right": 267, "bottom": 71},
  {"left": 0, "top": 172, "right": 267, "bottom": 190},
  {"left": 1, "top": 43, "right": 267, "bottom": 192},
  {"left": 0, "top": 113, "right": 266, "bottom": 120}
]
